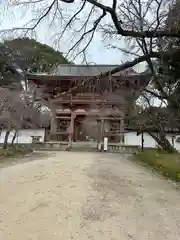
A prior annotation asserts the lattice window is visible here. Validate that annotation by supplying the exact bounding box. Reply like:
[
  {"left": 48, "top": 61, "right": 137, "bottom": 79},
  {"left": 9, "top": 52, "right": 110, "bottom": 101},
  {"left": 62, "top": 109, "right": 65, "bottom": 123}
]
[{"left": 57, "top": 120, "right": 70, "bottom": 131}]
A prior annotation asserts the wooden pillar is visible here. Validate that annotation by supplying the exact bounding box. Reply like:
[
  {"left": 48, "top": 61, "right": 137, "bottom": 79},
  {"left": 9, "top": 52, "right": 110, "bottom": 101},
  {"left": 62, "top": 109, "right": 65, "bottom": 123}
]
[
  {"left": 100, "top": 118, "right": 104, "bottom": 143},
  {"left": 50, "top": 115, "right": 54, "bottom": 133},
  {"left": 97, "top": 119, "right": 101, "bottom": 141},
  {"left": 49, "top": 100, "right": 56, "bottom": 139},
  {"left": 68, "top": 113, "right": 75, "bottom": 147},
  {"left": 96, "top": 119, "right": 100, "bottom": 150},
  {"left": 120, "top": 118, "right": 124, "bottom": 144},
  {"left": 50, "top": 113, "right": 57, "bottom": 140},
  {"left": 97, "top": 118, "right": 104, "bottom": 151}
]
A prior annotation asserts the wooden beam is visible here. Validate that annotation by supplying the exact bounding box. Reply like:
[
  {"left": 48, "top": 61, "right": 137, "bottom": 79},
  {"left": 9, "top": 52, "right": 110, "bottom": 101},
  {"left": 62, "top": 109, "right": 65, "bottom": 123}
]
[
  {"left": 56, "top": 116, "right": 71, "bottom": 119},
  {"left": 53, "top": 131, "right": 68, "bottom": 135}
]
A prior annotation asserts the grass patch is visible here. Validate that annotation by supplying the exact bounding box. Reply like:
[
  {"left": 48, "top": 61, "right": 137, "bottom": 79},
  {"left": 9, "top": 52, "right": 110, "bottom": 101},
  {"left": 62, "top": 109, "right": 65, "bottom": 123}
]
[
  {"left": 0, "top": 146, "right": 33, "bottom": 162},
  {"left": 133, "top": 149, "right": 180, "bottom": 182}
]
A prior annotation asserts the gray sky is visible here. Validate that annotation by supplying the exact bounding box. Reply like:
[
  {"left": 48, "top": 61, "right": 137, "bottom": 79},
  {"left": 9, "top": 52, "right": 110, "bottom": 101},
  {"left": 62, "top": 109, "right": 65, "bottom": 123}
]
[
  {"left": 0, "top": 0, "right": 144, "bottom": 68},
  {"left": 0, "top": 0, "right": 169, "bottom": 75},
  {"left": 0, "top": 0, "right": 163, "bottom": 106}
]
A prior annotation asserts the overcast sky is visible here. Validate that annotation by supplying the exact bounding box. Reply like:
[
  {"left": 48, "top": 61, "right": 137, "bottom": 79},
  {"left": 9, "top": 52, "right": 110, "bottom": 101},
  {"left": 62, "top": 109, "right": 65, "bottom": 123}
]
[
  {"left": 0, "top": 0, "right": 146, "bottom": 72},
  {"left": 0, "top": 0, "right": 164, "bottom": 106}
]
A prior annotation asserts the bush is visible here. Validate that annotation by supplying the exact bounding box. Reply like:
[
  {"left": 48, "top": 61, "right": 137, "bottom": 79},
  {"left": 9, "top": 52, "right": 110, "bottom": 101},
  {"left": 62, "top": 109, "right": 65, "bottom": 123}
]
[
  {"left": 0, "top": 146, "right": 32, "bottom": 160},
  {"left": 134, "top": 149, "right": 180, "bottom": 182}
]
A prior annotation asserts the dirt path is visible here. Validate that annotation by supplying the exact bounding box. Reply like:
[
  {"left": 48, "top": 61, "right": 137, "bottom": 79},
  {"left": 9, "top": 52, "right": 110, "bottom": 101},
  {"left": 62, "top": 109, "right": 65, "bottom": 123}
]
[{"left": 0, "top": 152, "right": 180, "bottom": 240}]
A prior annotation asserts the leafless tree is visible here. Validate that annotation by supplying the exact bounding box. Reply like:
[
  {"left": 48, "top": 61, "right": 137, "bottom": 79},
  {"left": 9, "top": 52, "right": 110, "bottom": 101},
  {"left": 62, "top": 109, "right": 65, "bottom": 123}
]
[
  {"left": 134, "top": 90, "right": 178, "bottom": 152},
  {"left": 0, "top": 87, "right": 42, "bottom": 148},
  {"left": 3, "top": 0, "right": 179, "bottom": 102},
  {"left": 3, "top": 0, "right": 180, "bottom": 152},
  {"left": 3, "top": 0, "right": 178, "bottom": 59}
]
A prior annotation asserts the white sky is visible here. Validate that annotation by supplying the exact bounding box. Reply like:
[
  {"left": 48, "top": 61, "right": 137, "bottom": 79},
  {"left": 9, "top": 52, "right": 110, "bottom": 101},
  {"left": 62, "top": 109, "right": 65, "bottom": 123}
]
[
  {"left": 0, "top": 0, "right": 145, "bottom": 72},
  {"left": 0, "top": 0, "right": 163, "bottom": 106}
]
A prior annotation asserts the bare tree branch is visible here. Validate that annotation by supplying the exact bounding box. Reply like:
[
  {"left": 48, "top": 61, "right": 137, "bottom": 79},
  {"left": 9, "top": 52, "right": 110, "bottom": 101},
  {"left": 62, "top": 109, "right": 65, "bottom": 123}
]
[
  {"left": 66, "top": 9, "right": 106, "bottom": 59},
  {"left": 58, "top": 0, "right": 180, "bottom": 38},
  {"left": 52, "top": 48, "right": 179, "bottom": 98}
]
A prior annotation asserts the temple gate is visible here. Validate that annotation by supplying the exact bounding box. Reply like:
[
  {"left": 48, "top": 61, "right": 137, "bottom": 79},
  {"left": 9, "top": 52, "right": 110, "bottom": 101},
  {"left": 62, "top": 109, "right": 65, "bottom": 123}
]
[{"left": 27, "top": 64, "right": 149, "bottom": 143}]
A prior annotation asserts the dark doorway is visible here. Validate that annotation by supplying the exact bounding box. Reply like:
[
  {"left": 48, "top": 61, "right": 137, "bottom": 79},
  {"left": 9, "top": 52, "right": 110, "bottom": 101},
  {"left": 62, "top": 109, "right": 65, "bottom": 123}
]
[{"left": 73, "top": 115, "right": 86, "bottom": 141}]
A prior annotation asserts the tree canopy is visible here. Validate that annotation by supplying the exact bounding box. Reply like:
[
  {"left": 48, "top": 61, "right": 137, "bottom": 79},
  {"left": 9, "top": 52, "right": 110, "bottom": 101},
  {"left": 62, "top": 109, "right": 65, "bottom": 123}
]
[
  {"left": 4, "top": 38, "right": 70, "bottom": 73},
  {"left": 0, "top": 37, "right": 70, "bottom": 88}
]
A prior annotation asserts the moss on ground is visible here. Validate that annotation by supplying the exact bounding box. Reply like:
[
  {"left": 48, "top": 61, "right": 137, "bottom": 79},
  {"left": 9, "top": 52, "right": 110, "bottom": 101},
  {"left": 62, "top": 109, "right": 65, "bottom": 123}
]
[
  {"left": 133, "top": 149, "right": 180, "bottom": 182},
  {"left": 0, "top": 146, "right": 32, "bottom": 162}
]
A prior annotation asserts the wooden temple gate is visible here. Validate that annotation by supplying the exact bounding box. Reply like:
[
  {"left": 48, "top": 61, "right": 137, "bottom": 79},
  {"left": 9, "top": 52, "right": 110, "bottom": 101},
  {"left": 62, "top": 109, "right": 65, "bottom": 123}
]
[
  {"left": 49, "top": 94, "right": 125, "bottom": 143},
  {"left": 27, "top": 64, "right": 149, "bottom": 144}
]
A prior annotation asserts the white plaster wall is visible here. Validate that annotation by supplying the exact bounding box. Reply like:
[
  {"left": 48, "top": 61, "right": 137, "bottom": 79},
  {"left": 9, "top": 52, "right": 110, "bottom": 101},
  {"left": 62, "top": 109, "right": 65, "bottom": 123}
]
[
  {"left": 166, "top": 134, "right": 180, "bottom": 152},
  {"left": 1, "top": 128, "right": 180, "bottom": 151},
  {"left": 174, "top": 139, "right": 180, "bottom": 152},
  {"left": 124, "top": 131, "right": 180, "bottom": 151},
  {"left": 0, "top": 129, "right": 45, "bottom": 144},
  {"left": 124, "top": 131, "right": 156, "bottom": 148},
  {"left": 124, "top": 132, "right": 140, "bottom": 146}
]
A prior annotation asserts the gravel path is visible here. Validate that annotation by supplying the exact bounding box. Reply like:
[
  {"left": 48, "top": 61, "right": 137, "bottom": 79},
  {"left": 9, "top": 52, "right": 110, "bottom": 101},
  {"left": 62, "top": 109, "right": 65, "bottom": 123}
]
[{"left": 0, "top": 151, "right": 180, "bottom": 240}]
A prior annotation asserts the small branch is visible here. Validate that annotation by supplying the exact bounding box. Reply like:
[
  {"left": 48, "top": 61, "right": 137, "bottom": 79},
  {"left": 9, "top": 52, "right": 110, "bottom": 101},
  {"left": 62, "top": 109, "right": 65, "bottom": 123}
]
[
  {"left": 60, "top": 0, "right": 74, "bottom": 2},
  {"left": 29, "top": 0, "right": 57, "bottom": 30},
  {"left": 59, "top": 0, "right": 87, "bottom": 40},
  {"left": 97, "top": 49, "right": 180, "bottom": 79},
  {"left": 60, "top": 0, "right": 180, "bottom": 38},
  {"left": 112, "top": 0, "right": 117, "bottom": 10},
  {"left": 145, "top": 88, "right": 164, "bottom": 100},
  {"left": 66, "top": 9, "right": 106, "bottom": 57}
]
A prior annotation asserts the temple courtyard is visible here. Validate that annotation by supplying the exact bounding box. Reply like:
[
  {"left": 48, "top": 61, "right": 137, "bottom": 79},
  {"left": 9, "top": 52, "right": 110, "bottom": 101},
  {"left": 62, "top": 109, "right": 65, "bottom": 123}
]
[{"left": 0, "top": 151, "right": 180, "bottom": 239}]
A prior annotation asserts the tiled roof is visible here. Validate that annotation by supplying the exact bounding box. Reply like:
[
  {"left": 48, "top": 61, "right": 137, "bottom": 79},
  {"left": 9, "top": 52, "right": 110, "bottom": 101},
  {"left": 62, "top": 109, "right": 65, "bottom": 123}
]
[{"left": 49, "top": 64, "right": 137, "bottom": 77}]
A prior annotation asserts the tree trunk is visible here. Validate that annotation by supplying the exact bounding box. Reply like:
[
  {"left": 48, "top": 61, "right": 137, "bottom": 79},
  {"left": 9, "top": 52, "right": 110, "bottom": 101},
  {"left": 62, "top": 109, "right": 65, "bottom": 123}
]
[
  {"left": 11, "top": 130, "right": 17, "bottom": 147},
  {"left": 148, "top": 131, "right": 177, "bottom": 153},
  {"left": 3, "top": 130, "right": 10, "bottom": 149}
]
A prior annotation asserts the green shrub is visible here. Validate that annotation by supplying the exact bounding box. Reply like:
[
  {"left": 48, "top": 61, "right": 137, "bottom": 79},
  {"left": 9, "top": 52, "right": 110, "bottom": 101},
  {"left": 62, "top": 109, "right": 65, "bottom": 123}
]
[
  {"left": 0, "top": 146, "right": 32, "bottom": 160},
  {"left": 134, "top": 149, "right": 180, "bottom": 182}
]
